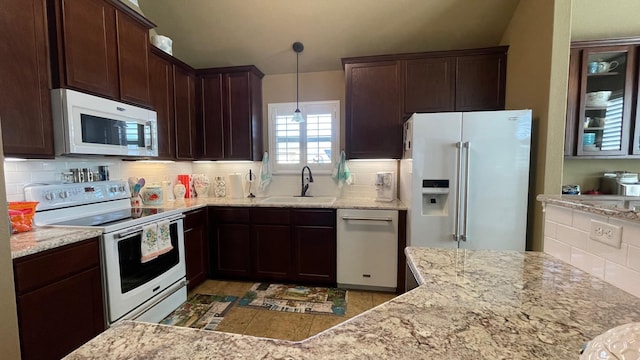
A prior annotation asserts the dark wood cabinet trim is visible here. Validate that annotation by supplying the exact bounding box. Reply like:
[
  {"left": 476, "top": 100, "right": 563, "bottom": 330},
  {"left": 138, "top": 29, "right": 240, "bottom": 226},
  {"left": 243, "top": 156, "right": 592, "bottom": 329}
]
[
  {"left": 566, "top": 37, "right": 640, "bottom": 158},
  {"left": 342, "top": 46, "right": 509, "bottom": 68}
]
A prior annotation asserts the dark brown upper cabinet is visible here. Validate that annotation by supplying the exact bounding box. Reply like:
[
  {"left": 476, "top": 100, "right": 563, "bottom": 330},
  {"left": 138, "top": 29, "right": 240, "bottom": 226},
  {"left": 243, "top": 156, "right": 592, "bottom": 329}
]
[
  {"left": 343, "top": 46, "right": 508, "bottom": 159},
  {"left": 148, "top": 47, "right": 176, "bottom": 159},
  {"left": 344, "top": 60, "right": 403, "bottom": 159},
  {"left": 174, "top": 65, "right": 197, "bottom": 160},
  {"left": 48, "top": 0, "right": 154, "bottom": 107},
  {"left": 403, "top": 57, "right": 456, "bottom": 114},
  {"left": 198, "top": 66, "right": 264, "bottom": 161},
  {"left": 0, "top": 0, "right": 55, "bottom": 158},
  {"left": 454, "top": 51, "right": 506, "bottom": 111},
  {"left": 565, "top": 38, "right": 640, "bottom": 158}
]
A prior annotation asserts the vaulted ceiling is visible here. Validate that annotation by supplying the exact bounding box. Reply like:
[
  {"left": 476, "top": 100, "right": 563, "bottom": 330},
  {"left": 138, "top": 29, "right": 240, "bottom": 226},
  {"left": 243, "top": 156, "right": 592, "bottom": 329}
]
[{"left": 138, "top": 0, "right": 521, "bottom": 74}]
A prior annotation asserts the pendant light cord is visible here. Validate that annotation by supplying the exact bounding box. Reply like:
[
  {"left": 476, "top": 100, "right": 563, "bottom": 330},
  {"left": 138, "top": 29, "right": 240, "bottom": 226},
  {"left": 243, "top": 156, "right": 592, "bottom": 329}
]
[{"left": 296, "top": 50, "right": 299, "bottom": 110}]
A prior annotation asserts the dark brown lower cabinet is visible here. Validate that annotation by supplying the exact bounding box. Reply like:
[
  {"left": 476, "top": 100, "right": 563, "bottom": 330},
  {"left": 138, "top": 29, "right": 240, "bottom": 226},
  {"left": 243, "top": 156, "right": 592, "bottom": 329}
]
[
  {"left": 253, "top": 224, "right": 291, "bottom": 280},
  {"left": 184, "top": 208, "right": 209, "bottom": 290},
  {"left": 13, "top": 238, "right": 105, "bottom": 360},
  {"left": 210, "top": 207, "right": 336, "bottom": 284},
  {"left": 210, "top": 207, "right": 252, "bottom": 278},
  {"left": 293, "top": 226, "right": 336, "bottom": 284},
  {"left": 292, "top": 209, "right": 336, "bottom": 284}
]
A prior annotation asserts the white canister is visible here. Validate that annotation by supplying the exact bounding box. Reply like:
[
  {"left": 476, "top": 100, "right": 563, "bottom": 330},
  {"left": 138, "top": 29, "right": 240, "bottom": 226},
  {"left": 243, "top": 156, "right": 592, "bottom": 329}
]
[
  {"left": 141, "top": 185, "right": 163, "bottom": 205},
  {"left": 173, "top": 181, "right": 186, "bottom": 199},
  {"left": 163, "top": 180, "right": 175, "bottom": 201},
  {"left": 229, "top": 173, "right": 244, "bottom": 199}
]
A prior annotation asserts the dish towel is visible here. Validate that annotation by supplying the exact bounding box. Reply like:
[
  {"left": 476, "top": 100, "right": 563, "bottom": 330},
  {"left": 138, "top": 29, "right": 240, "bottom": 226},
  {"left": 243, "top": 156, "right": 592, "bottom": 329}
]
[
  {"left": 140, "top": 222, "right": 159, "bottom": 263},
  {"left": 258, "top": 152, "right": 272, "bottom": 191},
  {"left": 332, "top": 150, "right": 353, "bottom": 188},
  {"left": 156, "top": 220, "right": 173, "bottom": 256}
]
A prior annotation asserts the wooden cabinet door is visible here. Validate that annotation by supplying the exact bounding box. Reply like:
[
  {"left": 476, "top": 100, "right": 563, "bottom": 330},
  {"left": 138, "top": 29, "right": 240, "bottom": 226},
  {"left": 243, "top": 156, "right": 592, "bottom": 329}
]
[
  {"left": 149, "top": 50, "right": 175, "bottom": 159},
  {"left": 0, "top": 0, "right": 54, "bottom": 157},
  {"left": 184, "top": 209, "right": 208, "bottom": 290},
  {"left": 199, "top": 68, "right": 263, "bottom": 161},
  {"left": 252, "top": 224, "right": 291, "bottom": 280},
  {"left": 455, "top": 53, "right": 506, "bottom": 111},
  {"left": 225, "top": 72, "right": 253, "bottom": 160},
  {"left": 345, "top": 61, "right": 402, "bottom": 159},
  {"left": 58, "top": 0, "right": 119, "bottom": 99},
  {"left": 14, "top": 238, "right": 104, "bottom": 360},
  {"left": 293, "top": 226, "right": 336, "bottom": 284},
  {"left": 292, "top": 209, "right": 336, "bottom": 284},
  {"left": 115, "top": 11, "right": 151, "bottom": 106},
  {"left": 212, "top": 223, "right": 251, "bottom": 278},
  {"left": 174, "top": 66, "right": 197, "bottom": 160},
  {"left": 403, "top": 57, "right": 455, "bottom": 114},
  {"left": 201, "top": 74, "right": 225, "bottom": 159},
  {"left": 17, "top": 267, "right": 104, "bottom": 360}
]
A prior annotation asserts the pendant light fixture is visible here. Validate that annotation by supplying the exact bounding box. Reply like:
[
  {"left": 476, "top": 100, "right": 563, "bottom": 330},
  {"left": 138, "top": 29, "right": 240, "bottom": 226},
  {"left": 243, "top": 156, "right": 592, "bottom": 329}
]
[{"left": 292, "top": 41, "right": 304, "bottom": 123}]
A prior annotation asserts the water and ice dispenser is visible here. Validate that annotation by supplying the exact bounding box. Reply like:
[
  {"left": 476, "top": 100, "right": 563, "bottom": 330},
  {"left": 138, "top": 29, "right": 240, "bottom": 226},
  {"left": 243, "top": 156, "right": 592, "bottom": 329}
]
[{"left": 421, "top": 180, "right": 449, "bottom": 215}]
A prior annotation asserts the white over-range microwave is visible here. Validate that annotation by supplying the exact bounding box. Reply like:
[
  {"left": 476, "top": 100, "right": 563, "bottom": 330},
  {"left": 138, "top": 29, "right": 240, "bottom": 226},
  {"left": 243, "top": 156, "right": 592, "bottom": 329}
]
[{"left": 51, "top": 89, "right": 158, "bottom": 157}]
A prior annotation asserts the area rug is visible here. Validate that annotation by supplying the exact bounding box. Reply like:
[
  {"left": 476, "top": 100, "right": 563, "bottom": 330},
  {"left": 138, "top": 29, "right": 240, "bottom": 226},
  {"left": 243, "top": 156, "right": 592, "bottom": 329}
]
[
  {"left": 160, "top": 293, "right": 237, "bottom": 331},
  {"left": 238, "top": 283, "right": 347, "bottom": 316}
]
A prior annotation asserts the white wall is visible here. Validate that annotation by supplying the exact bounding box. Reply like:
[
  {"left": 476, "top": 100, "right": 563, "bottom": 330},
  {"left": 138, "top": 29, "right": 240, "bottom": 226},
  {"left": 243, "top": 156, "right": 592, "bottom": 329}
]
[{"left": 544, "top": 204, "right": 640, "bottom": 298}]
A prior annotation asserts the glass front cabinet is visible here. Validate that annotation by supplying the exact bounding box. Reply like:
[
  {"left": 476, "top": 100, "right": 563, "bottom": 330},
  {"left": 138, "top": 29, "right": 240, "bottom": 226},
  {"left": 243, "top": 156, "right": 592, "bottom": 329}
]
[{"left": 565, "top": 39, "right": 640, "bottom": 158}]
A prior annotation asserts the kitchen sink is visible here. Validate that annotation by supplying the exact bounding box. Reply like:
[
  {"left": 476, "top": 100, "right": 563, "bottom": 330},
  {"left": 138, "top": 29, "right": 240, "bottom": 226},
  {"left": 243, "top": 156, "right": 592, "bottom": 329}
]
[{"left": 258, "top": 196, "right": 336, "bottom": 205}]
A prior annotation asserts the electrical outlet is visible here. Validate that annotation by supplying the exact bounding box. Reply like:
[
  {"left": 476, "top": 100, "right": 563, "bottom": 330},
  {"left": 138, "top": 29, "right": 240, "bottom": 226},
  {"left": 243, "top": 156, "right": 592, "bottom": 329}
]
[{"left": 589, "top": 220, "right": 622, "bottom": 248}]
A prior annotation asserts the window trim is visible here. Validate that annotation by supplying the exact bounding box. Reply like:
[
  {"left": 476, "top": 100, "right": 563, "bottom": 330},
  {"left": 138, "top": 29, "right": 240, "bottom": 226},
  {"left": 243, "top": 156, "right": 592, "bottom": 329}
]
[{"left": 267, "top": 100, "right": 340, "bottom": 174}]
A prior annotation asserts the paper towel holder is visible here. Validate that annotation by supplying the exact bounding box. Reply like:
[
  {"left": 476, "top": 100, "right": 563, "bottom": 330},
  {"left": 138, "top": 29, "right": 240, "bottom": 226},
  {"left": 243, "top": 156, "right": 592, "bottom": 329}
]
[{"left": 246, "top": 170, "right": 256, "bottom": 198}]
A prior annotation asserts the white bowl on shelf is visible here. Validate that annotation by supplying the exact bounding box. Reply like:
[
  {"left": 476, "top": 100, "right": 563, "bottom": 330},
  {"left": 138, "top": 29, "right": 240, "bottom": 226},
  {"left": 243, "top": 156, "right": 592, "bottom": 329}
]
[{"left": 586, "top": 91, "right": 612, "bottom": 107}]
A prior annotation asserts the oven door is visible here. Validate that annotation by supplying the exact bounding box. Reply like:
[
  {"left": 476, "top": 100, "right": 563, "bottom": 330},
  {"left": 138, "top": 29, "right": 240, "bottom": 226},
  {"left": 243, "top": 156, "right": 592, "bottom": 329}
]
[{"left": 102, "top": 215, "right": 186, "bottom": 323}]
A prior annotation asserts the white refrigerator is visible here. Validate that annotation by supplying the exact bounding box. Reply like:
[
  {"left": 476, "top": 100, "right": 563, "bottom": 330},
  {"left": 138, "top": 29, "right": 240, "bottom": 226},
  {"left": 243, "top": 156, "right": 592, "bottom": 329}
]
[{"left": 399, "top": 110, "right": 532, "bottom": 250}]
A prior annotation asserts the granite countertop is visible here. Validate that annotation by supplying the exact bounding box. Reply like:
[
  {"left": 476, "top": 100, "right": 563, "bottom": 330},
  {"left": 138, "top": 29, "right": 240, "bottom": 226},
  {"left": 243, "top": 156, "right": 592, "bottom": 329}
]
[
  {"left": 157, "top": 196, "right": 407, "bottom": 211},
  {"left": 10, "top": 227, "right": 103, "bottom": 259},
  {"left": 537, "top": 194, "right": 640, "bottom": 223},
  {"left": 64, "top": 247, "right": 640, "bottom": 359},
  {"left": 10, "top": 197, "right": 405, "bottom": 259}
]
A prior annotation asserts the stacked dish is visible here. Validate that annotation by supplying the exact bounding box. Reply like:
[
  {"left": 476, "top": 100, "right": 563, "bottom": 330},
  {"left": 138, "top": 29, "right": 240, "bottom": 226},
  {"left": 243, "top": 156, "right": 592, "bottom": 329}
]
[{"left": 585, "top": 91, "right": 612, "bottom": 107}]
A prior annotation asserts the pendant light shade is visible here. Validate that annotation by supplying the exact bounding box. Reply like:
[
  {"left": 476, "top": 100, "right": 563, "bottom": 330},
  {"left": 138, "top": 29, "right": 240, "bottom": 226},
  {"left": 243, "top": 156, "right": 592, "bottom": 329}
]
[{"left": 292, "top": 42, "right": 304, "bottom": 123}]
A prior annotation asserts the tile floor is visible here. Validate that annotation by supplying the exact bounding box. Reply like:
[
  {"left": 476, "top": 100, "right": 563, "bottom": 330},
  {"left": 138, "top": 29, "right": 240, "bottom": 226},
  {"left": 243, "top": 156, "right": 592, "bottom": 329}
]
[{"left": 189, "top": 280, "right": 397, "bottom": 341}]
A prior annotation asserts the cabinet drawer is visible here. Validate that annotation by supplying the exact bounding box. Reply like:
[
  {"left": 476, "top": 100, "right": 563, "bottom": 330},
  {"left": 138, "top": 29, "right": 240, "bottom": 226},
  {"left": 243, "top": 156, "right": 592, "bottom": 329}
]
[
  {"left": 184, "top": 208, "right": 207, "bottom": 230},
  {"left": 251, "top": 208, "right": 290, "bottom": 225},
  {"left": 14, "top": 238, "right": 100, "bottom": 295},
  {"left": 292, "top": 209, "right": 335, "bottom": 226},
  {"left": 211, "top": 207, "right": 250, "bottom": 223}
]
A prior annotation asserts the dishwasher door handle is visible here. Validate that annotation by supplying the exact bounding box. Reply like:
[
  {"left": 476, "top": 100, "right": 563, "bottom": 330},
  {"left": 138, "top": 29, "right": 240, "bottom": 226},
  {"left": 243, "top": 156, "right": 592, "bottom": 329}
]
[{"left": 340, "top": 216, "right": 393, "bottom": 222}]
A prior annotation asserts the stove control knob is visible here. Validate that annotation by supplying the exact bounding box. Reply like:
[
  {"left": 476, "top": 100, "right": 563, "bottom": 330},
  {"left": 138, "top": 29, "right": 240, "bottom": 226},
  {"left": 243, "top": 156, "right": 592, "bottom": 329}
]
[
  {"left": 109, "top": 186, "right": 119, "bottom": 193},
  {"left": 118, "top": 185, "right": 126, "bottom": 192},
  {"left": 44, "top": 192, "right": 55, "bottom": 201},
  {"left": 58, "top": 191, "right": 69, "bottom": 199}
]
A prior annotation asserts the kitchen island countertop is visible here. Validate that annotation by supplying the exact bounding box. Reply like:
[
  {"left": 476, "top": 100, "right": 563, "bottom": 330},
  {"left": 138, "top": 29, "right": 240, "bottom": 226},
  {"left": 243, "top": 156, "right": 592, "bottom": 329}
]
[{"left": 64, "top": 247, "right": 640, "bottom": 359}]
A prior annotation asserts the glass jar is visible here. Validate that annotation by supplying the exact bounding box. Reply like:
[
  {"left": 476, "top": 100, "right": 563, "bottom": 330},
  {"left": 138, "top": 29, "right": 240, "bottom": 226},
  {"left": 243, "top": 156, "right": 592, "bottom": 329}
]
[{"left": 214, "top": 176, "right": 226, "bottom": 197}]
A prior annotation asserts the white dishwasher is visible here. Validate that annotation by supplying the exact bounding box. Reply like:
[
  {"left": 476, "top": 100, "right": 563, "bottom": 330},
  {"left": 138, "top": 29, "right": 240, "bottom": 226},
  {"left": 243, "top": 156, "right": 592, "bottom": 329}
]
[{"left": 337, "top": 209, "right": 398, "bottom": 291}]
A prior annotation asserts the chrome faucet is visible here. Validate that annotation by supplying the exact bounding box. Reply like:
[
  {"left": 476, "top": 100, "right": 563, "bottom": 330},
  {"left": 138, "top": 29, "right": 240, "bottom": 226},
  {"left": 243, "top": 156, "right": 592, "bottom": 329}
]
[{"left": 300, "top": 166, "right": 314, "bottom": 197}]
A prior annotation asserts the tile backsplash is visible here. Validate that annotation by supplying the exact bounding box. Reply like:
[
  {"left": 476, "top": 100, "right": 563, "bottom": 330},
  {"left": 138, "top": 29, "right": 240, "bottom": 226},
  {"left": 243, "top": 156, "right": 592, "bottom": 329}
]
[
  {"left": 4, "top": 157, "right": 398, "bottom": 202},
  {"left": 543, "top": 204, "right": 640, "bottom": 298}
]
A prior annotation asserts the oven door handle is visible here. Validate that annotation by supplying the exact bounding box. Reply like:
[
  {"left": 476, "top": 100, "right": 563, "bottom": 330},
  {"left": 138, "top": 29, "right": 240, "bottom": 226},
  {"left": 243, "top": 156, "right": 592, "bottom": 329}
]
[{"left": 115, "top": 214, "right": 184, "bottom": 239}]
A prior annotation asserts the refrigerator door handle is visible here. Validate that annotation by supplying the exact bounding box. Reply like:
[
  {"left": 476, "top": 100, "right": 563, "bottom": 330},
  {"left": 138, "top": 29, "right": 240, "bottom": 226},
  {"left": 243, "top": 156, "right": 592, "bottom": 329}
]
[
  {"left": 461, "top": 141, "right": 470, "bottom": 241},
  {"left": 453, "top": 141, "right": 463, "bottom": 242}
]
